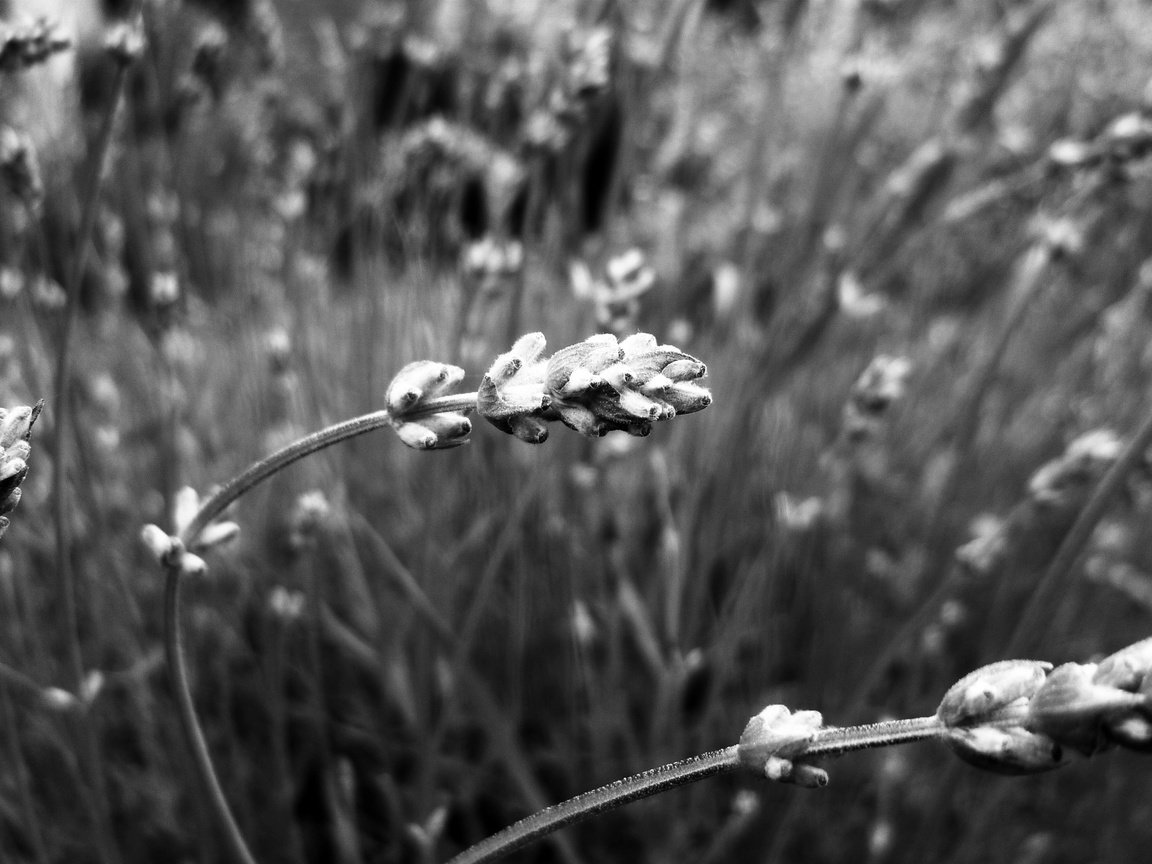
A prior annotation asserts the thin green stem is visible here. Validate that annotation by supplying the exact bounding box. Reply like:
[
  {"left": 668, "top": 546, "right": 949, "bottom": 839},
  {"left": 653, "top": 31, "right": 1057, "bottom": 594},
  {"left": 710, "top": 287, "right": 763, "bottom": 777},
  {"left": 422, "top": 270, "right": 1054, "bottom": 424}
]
[
  {"left": 178, "top": 394, "right": 476, "bottom": 546},
  {"left": 48, "top": 35, "right": 135, "bottom": 864},
  {"left": 446, "top": 715, "right": 948, "bottom": 864},
  {"left": 164, "top": 565, "right": 258, "bottom": 864},
  {"left": 804, "top": 716, "right": 944, "bottom": 756},
  {"left": 445, "top": 747, "right": 741, "bottom": 864},
  {"left": 164, "top": 397, "right": 477, "bottom": 864}
]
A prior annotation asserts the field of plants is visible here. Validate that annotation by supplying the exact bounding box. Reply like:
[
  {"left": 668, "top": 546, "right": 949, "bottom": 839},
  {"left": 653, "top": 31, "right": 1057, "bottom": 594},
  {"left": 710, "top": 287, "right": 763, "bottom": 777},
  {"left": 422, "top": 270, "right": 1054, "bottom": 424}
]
[{"left": 3, "top": 0, "right": 1152, "bottom": 862}]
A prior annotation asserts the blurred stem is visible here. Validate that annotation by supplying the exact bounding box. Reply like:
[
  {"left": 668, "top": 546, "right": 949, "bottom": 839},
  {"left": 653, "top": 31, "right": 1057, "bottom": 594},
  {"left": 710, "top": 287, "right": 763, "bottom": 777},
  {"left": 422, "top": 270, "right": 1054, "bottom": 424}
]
[
  {"left": 1, "top": 684, "right": 50, "bottom": 864},
  {"left": 49, "top": 39, "right": 135, "bottom": 864},
  {"left": 1004, "top": 398, "right": 1152, "bottom": 655},
  {"left": 164, "top": 564, "right": 258, "bottom": 864}
]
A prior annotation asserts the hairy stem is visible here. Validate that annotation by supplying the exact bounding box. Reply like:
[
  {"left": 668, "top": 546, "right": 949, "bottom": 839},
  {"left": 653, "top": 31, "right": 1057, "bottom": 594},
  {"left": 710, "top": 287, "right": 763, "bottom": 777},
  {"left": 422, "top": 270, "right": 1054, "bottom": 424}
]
[
  {"left": 178, "top": 394, "right": 475, "bottom": 546},
  {"left": 163, "top": 398, "right": 477, "bottom": 863},
  {"left": 447, "top": 715, "right": 947, "bottom": 864},
  {"left": 445, "top": 747, "right": 741, "bottom": 864}
]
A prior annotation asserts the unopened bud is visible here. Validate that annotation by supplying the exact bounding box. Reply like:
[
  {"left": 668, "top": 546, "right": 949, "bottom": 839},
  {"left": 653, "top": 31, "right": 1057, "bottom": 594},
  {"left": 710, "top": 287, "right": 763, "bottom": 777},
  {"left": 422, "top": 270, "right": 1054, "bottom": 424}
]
[
  {"left": 141, "top": 524, "right": 177, "bottom": 563},
  {"left": 385, "top": 362, "right": 465, "bottom": 415},
  {"left": 738, "top": 704, "right": 828, "bottom": 788},
  {"left": 1027, "top": 662, "right": 1146, "bottom": 756},
  {"left": 392, "top": 413, "right": 471, "bottom": 450},
  {"left": 937, "top": 660, "right": 1050, "bottom": 727},
  {"left": 945, "top": 725, "right": 1067, "bottom": 775}
]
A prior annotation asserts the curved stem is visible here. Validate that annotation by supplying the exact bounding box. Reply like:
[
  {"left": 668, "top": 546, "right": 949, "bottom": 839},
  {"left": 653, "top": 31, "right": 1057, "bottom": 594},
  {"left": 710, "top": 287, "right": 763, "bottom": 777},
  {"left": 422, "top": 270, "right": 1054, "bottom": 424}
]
[
  {"left": 164, "top": 565, "right": 258, "bottom": 864},
  {"left": 164, "top": 397, "right": 477, "bottom": 864},
  {"left": 445, "top": 747, "right": 741, "bottom": 864},
  {"left": 179, "top": 393, "right": 475, "bottom": 546},
  {"left": 447, "top": 714, "right": 947, "bottom": 864}
]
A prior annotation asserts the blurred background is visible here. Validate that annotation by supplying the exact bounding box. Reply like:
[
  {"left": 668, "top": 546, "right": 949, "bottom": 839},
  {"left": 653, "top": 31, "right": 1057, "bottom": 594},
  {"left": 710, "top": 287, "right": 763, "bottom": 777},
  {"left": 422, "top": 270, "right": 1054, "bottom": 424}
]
[{"left": 2, "top": 0, "right": 1152, "bottom": 861}]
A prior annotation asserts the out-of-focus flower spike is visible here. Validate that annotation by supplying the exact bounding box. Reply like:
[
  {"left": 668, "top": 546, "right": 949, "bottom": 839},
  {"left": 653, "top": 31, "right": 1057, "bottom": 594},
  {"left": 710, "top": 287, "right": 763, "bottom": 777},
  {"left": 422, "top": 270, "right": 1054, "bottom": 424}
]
[{"left": 41, "top": 687, "right": 80, "bottom": 713}]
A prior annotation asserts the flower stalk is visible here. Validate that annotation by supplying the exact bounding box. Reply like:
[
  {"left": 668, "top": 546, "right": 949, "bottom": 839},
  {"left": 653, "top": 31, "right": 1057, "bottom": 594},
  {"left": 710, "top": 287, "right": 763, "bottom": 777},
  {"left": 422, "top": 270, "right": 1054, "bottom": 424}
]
[{"left": 144, "top": 332, "right": 712, "bottom": 864}]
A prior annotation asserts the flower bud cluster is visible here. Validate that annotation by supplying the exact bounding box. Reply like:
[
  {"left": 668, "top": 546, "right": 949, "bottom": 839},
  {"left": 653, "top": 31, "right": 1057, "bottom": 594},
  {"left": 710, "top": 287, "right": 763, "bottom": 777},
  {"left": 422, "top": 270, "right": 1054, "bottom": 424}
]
[
  {"left": 479, "top": 332, "right": 711, "bottom": 442},
  {"left": 385, "top": 361, "right": 473, "bottom": 450},
  {"left": 737, "top": 704, "right": 830, "bottom": 788},
  {"left": 735, "top": 638, "right": 1152, "bottom": 790},
  {"left": 0, "top": 17, "right": 71, "bottom": 72},
  {"left": 384, "top": 333, "right": 712, "bottom": 450},
  {"left": 571, "top": 250, "right": 657, "bottom": 333},
  {"left": 938, "top": 638, "right": 1152, "bottom": 774},
  {"left": 141, "top": 486, "right": 240, "bottom": 577},
  {"left": 0, "top": 401, "right": 42, "bottom": 542},
  {"left": 842, "top": 355, "right": 912, "bottom": 443}
]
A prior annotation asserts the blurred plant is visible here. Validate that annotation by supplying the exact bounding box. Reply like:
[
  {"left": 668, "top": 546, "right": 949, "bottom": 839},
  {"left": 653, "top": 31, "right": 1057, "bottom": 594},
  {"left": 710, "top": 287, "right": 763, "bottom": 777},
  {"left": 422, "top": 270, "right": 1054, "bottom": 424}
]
[{"left": 0, "top": 16, "right": 71, "bottom": 73}]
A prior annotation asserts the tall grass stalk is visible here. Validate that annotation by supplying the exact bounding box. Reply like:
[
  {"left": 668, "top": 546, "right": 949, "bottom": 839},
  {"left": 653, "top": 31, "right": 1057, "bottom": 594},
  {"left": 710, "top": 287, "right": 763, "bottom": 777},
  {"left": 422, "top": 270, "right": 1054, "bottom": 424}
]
[{"left": 46, "top": 20, "right": 141, "bottom": 864}]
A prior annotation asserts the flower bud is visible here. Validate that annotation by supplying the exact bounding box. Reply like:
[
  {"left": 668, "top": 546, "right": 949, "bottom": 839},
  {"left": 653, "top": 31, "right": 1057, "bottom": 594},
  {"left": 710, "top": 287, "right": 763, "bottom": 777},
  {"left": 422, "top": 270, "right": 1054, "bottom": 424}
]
[
  {"left": 937, "top": 660, "right": 1051, "bottom": 727},
  {"left": 104, "top": 20, "right": 145, "bottom": 67},
  {"left": 392, "top": 413, "right": 472, "bottom": 450},
  {"left": 478, "top": 333, "right": 549, "bottom": 432},
  {"left": 945, "top": 725, "right": 1067, "bottom": 775},
  {"left": 545, "top": 335, "right": 622, "bottom": 397},
  {"left": 180, "top": 552, "right": 208, "bottom": 578},
  {"left": 738, "top": 704, "right": 828, "bottom": 787},
  {"left": 1093, "top": 637, "right": 1152, "bottom": 691},
  {"left": 385, "top": 362, "right": 466, "bottom": 415},
  {"left": 1027, "top": 662, "right": 1146, "bottom": 756},
  {"left": 195, "top": 520, "right": 240, "bottom": 551},
  {"left": 1093, "top": 638, "right": 1152, "bottom": 751},
  {"left": 0, "top": 486, "right": 21, "bottom": 517},
  {"left": 40, "top": 687, "right": 80, "bottom": 713},
  {"left": 141, "top": 524, "right": 177, "bottom": 564},
  {"left": 0, "top": 401, "right": 42, "bottom": 448}
]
